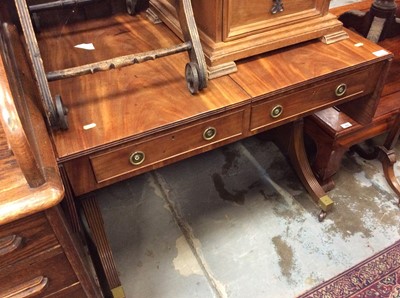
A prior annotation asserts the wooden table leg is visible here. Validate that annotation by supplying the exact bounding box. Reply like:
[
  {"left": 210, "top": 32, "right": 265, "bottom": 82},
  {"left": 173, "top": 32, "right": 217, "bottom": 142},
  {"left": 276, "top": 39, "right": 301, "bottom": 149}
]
[
  {"left": 270, "top": 119, "right": 334, "bottom": 221},
  {"left": 377, "top": 112, "right": 400, "bottom": 205},
  {"left": 350, "top": 113, "right": 400, "bottom": 206},
  {"left": 81, "top": 196, "right": 125, "bottom": 298},
  {"left": 339, "top": 0, "right": 400, "bottom": 42},
  {"left": 377, "top": 145, "right": 400, "bottom": 205}
]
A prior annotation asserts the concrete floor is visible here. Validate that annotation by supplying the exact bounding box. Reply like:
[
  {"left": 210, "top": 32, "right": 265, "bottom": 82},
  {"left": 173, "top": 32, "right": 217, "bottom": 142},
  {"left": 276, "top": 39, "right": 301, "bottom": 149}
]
[{"left": 95, "top": 132, "right": 400, "bottom": 298}]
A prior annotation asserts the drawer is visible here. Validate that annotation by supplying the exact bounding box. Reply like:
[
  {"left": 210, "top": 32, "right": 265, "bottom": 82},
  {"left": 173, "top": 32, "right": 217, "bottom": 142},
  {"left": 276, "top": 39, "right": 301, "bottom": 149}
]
[
  {"left": 90, "top": 110, "right": 245, "bottom": 183},
  {"left": 224, "top": 0, "right": 325, "bottom": 40},
  {"left": 0, "top": 213, "right": 59, "bottom": 268},
  {"left": 0, "top": 250, "right": 78, "bottom": 298},
  {"left": 250, "top": 67, "right": 375, "bottom": 132}
]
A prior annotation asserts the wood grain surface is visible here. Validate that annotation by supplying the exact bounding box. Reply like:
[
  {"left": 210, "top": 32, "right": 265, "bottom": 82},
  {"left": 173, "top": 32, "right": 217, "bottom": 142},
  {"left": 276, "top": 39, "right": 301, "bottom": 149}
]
[
  {"left": 38, "top": 13, "right": 393, "bottom": 160},
  {"left": 38, "top": 13, "right": 250, "bottom": 159},
  {"left": 230, "top": 30, "right": 391, "bottom": 98}
]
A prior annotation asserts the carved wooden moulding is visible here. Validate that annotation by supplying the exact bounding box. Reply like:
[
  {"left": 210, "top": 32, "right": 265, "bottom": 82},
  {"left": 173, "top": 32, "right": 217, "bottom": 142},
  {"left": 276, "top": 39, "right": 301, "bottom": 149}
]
[{"left": 148, "top": 0, "right": 347, "bottom": 78}]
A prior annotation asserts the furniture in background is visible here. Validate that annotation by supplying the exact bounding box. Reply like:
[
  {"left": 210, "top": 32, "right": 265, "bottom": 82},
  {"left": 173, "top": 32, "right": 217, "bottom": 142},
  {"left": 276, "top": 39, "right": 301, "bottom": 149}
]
[
  {"left": 148, "top": 0, "right": 348, "bottom": 78},
  {"left": 339, "top": 0, "right": 399, "bottom": 42},
  {"left": 0, "top": 22, "right": 101, "bottom": 297},
  {"left": 304, "top": 1, "right": 400, "bottom": 206}
]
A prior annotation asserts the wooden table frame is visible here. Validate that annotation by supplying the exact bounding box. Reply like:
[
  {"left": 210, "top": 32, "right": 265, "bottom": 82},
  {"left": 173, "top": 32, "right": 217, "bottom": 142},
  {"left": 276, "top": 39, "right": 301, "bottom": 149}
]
[
  {"left": 0, "top": 4, "right": 393, "bottom": 296},
  {"left": 48, "top": 19, "right": 392, "bottom": 298}
]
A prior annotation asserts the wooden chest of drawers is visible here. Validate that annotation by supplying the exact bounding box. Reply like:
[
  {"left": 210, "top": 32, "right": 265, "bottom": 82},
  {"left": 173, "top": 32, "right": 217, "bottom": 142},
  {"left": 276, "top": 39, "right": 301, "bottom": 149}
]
[
  {"left": 149, "top": 0, "right": 345, "bottom": 78},
  {"left": 0, "top": 209, "right": 97, "bottom": 298}
]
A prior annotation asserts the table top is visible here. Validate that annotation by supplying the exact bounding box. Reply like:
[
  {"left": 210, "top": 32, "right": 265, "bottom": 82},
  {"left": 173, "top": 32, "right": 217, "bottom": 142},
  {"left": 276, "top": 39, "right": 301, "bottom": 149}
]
[{"left": 37, "top": 13, "right": 391, "bottom": 160}]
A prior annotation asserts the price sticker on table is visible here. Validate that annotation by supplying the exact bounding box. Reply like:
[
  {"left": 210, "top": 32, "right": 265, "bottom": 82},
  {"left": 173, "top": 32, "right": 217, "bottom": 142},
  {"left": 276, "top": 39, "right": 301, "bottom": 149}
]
[{"left": 340, "top": 122, "right": 352, "bottom": 129}]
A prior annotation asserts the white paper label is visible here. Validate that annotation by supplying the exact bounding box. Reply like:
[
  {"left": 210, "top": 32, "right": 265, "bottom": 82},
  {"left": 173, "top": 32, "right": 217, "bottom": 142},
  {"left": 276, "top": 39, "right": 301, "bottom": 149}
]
[
  {"left": 373, "top": 49, "right": 389, "bottom": 57},
  {"left": 83, "top": 123, "right": 97, "bottom": 130},
  {"left": 75, "top": 43, "right": 95, "bottom": 50},
  {"left": 340, "top": 122, "right": 352, "bottom": 129}
]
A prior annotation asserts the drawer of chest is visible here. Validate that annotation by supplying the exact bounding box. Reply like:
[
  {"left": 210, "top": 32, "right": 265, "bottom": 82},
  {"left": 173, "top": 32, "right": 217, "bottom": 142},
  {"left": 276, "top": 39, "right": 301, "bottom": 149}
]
[
  {"left": 0, "top": 250, "right": 78, "bottom": 298},
  {"left": 250, "top": 66, "right": 376, "bottom": 132},
  {"left": 0, "top": 213, "right": 59, "bottom": 268},
  {"left": 90, "top": 110, "right": 245, "bottom": 183}
]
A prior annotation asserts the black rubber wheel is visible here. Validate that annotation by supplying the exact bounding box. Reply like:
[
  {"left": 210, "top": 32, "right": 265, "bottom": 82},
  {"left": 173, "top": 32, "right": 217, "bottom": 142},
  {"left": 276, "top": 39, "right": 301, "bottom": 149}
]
[
  {"left": 55, "top": 94, "right": 69, "bottom": 130},
  {"left": 185, "top": 62, "right": 200, "bottom": 94}
]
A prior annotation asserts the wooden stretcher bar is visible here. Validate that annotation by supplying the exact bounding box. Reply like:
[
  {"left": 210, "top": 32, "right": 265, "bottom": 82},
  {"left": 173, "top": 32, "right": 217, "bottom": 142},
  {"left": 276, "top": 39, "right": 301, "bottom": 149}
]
[
  {"left": 46, "top": 42, "right": 192, "bottom": 81},
  {"left": 29, "top": 0, "right": 102, "bottom": 12}
]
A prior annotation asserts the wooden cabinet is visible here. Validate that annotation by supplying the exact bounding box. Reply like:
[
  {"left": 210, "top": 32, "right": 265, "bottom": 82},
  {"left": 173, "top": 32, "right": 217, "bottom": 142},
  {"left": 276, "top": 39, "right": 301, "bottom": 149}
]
[
  {"left": 0, "top": 213, "right": 83, "bottom": 297},
  {"left": 223, "top": 0, "right": 327, "bottom": 40},
  {"left": 149, "top": 0, "right": 345, "bottom": 78},
  {"left": 0, "top": 209, "right": 99, "bottom": 298},
  {"left": 0, "top": 214, "right": 57, "bottom": 266}
]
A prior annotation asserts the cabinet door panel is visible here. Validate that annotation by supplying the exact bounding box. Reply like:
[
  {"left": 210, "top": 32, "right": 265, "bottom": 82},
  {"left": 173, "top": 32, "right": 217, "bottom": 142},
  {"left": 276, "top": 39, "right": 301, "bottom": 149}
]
[{"left": 224, "top": 0, "right": 327, "bottom": 40}]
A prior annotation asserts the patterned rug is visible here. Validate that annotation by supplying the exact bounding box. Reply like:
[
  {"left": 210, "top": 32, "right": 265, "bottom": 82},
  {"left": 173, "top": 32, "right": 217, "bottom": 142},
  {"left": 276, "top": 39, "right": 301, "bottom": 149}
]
[{"left": 298, "top": 241, "right": 400, "bottom": 298}]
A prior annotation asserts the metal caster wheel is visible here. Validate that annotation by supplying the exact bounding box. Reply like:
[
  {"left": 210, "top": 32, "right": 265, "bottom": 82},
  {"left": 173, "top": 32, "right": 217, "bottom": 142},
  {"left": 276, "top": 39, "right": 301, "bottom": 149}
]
[
  {"left": 55, "top": 94, "right": 69, "bottom": 130},
  {"left": 126, "top": 0, "right": 138, "bottom": 15},
  {"left": 318, "top": 211, "right": 327, "bottom": 222},
  {"left": 185, "top": 62, "right": 200, "bottom": 94}
]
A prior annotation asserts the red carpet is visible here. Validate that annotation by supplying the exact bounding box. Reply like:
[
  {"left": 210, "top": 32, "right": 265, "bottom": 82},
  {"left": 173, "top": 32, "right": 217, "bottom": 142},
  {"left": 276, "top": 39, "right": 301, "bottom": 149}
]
[{"left": 298, "top": 241, "right": 400, "bottom": 297}]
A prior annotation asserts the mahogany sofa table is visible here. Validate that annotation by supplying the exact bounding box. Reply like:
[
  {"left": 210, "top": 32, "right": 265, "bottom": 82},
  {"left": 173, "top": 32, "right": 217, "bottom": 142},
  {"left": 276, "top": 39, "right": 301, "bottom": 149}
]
[{"left": 31, "top": 12, "right": 392, "bottom": 297}]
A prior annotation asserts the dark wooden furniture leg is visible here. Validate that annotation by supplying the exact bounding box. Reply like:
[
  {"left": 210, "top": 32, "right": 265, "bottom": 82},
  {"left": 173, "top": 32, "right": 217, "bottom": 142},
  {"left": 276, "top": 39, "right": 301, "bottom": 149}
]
[
  {"left": 304, "top": 118, "right": 349, "bottom": 191},
  {"left": 339, "top": 0, "right": 400, "bottom": 42},
  {"left": 59, "top": 165, "right": 82, "bottom": 233},
  {"left": 81, "top": 196, "right": 125, "bottom": 298},
  {"left": 45, "top": 206, "right": 102, "bottom": 297},
  {"left": 352, "top": 113, "right": 400, "bottom": 205},
  {"left": 377, "top": 113, "right": 400, "bottom": 205},
  {"left": 270, "top": 119, "right": 334, "bottom": 221}
]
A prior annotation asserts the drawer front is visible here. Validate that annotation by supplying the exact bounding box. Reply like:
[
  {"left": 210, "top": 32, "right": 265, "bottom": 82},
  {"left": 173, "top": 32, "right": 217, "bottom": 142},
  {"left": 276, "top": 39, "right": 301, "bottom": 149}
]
[
  {"left": 224, "top": 0, "right": 325, "bottom": 40},
  {"left": 0, "top": 250, "right": 78, "bottom": 298},
  {"left": 90, "top": 110, "right": 245, "bottom": 183},
  {"left": 250, "top": 67, "right": 373, "bottom": 132},
  {"left": 0, "top": 213, "right": 59, "bottom": 268}
]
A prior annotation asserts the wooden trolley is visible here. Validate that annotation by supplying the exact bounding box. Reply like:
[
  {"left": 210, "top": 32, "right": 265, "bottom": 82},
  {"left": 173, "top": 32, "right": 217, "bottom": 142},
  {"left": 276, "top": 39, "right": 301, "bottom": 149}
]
[{"left": 13, "top": 0, "right": 208, "bottom": 131}]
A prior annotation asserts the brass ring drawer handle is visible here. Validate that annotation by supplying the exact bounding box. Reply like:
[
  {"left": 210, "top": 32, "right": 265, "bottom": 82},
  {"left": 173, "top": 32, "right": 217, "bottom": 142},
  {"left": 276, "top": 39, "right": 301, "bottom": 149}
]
[
  {"left": 270, "top": 105, "right": 283, "bottom": 118},
  {"left": 129, "top": 151, "right": 145, "bottom": 166},
  {"left": 335, "top": 83, "right": 347, "bottom": 97},
  {"left": 203, "top": 127, "right": 217, "bottom": 141}
]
